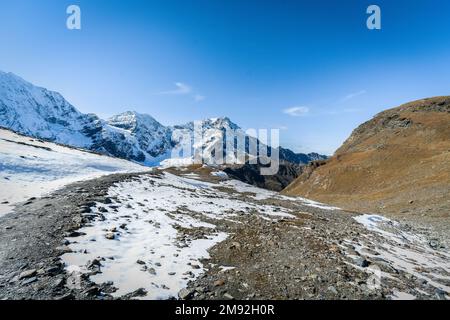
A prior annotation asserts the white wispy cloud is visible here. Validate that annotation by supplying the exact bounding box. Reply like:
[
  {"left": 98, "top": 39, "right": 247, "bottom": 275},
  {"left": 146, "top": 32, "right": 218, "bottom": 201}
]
[
  {"left": 341, "top": 90, "right": 366, "bottom": 102},
  {"left": 158, "top": 82, "right": 205, "bottom": 102},
  {"left": 283, "top": 106, "right": 309, "bottom": 117},
  {"left": 194, "top": 94, "right": 205, "bottom": 102},
  {"left": 159, "top": 82, "right": 192, "bottom": 95}
]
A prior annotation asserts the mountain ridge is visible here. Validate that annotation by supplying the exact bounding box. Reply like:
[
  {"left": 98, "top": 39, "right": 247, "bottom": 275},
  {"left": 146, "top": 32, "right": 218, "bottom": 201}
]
[
  {"left": 0, "top": 71, "right": 326, "bottom": 166},
  {"left": 283, "top": 96, "right": 450, "bottom": 229}
]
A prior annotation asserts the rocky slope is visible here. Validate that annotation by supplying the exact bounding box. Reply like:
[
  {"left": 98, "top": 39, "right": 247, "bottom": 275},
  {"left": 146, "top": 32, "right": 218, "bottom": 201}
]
[
  {"left": 223, "top": 161, "right": 303, "bottom": 191},
  {"left": 283, "top": 96, "right": 450, "bottom": 232},
  {"left": 0, "top": 167, "right": 448, "bottom": 300}
]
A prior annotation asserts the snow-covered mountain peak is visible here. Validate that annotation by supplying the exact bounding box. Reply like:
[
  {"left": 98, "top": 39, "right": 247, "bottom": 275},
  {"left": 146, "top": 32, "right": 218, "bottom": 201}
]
[
  {"left": 0, "top": 71, "right": 91, "bottom": 147},
  {"left": 0, "top": 71, "right": 31, "bottom": 89},
  {"left": 174, "top": 116, "right": 241, "bottom": 133},
  {"left": 107, "top": 111, "right": 164, "bottom": 133},
  {"left": 0, "top": 71, "right": 70, "bottom": 108},
  {"left": 206, "top": 116, "right": 240, "bottom": 130},
  {"left": 0, "top": 71, "right": 326, "bottom": 167}
]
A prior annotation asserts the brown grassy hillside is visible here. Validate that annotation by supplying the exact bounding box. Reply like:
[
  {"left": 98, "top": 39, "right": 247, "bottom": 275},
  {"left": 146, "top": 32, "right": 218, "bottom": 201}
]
[{"left": 283, "top": 96, "right": 450, "bottom": 224}]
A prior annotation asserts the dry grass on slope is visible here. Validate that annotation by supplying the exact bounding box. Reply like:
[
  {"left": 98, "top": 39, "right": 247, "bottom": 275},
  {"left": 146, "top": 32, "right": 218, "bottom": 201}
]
[{"left": 283, "top": 96, "right": 450, "bottom": 226}]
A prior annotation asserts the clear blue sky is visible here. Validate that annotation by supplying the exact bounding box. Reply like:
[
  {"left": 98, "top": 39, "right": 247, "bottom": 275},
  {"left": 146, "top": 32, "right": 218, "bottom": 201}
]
[{"left": 1, "top": 0, "right": 449, "bottom": 154}]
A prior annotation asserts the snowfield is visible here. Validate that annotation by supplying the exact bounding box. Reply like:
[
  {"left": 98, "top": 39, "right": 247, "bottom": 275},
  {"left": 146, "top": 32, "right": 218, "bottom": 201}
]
[
  {"left": 62, "top": 172, "right": 298, "bottom": 299},
  {"left": 0, "top": 129, "right": 148, "bottom": 216}
]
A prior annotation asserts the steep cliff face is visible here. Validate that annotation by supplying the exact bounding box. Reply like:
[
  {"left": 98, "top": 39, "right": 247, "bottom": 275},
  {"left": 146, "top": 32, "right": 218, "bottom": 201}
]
[{"left": 283, "top": 96, "right": 450, "bottom": 220}]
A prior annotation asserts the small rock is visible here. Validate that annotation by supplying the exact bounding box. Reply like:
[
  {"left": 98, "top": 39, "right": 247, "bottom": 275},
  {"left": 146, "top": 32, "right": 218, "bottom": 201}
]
[
  {"left": 328, "top": 286, "right": 338, "bottom": 295},
  {"left": 354, "top": 257, "right": 370, "bottom": 268},
  {"left": 105, "top": 232, "right": 115, "bottom": 240},
  {"left": 19, "top": 269, "right": 37, "bottom": 280},
  {"left": 55, "top": 293, "right": 74, "bottom": 300},
  {"left": 83, "top": 286, "right": 100, "bottom": 296},
  {"left": 178, "top": 288, "right": 194, "bottom": 300},
  {"left": 21, "top": 277, "right": 38, "bottom": 285},
  {"left": 129, "top": 288, "right": 147, "bottom": 297},
  {"left": 56, "top": 246, "right": 72, "bottom": 254},
  {"left": 223, "top": 293, "right": 234, "bottom": 300},
  {"left": 229, "top": 242, "right": 241, "bottom": 250},
  {"left": 45, "top": 265, "right": 61, "bottom": 275},
  {"left": 429, "top": 239, "right": 439, "bottom": 250},
  {"left": 66, "top": 231, "right": 85, "bottom": 237},
  {"left": 87, "top": 259, "right": 102, "bottom": 270},
  {"left": 214, "top": 279, "right": 225, "bottom": 287},
  {"left": 148, "top": 268, "right": 156, "bottom": 275},
  {"left": 435, "top": 289, "right": 448, "bottom": 300},
  {"left": 53, "top": 277, "right": 65, "bottom": 288},
  {"left": 329, "top": 244, "right": 340, "bottom": 253}
]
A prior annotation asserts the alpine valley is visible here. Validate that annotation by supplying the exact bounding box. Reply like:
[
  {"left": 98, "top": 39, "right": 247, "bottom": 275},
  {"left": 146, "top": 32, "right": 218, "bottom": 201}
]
[{"left": 0, "top": 71, "right": 448, "bottom": 301}]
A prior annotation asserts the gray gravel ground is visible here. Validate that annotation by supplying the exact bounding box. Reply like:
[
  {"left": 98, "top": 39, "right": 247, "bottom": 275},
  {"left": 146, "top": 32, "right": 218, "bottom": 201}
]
[{"left": 0, "top": 169, "right": 448, "bottom": 300}]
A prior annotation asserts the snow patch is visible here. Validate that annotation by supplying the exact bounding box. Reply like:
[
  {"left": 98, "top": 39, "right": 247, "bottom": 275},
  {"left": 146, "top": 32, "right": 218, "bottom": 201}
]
[
  {"left": 0, "top": 129, "right": 148, "bottom": 216},
  {"left": 62, "top": 172, "right": 296, "bottom": 299},
  {"left": 352, "top": 214, "right": 450, "bottom": 295}
]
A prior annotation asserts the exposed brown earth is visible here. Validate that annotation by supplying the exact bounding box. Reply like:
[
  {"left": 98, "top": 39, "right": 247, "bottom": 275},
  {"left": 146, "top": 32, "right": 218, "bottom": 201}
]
[{"left": 283, "top": 96, "right": 450, "bottom": 235}]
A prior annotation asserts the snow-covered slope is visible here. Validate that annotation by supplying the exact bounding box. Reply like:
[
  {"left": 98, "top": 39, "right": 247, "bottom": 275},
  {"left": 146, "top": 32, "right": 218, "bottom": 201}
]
[
  {"left": 0, "top": 71, "right": 326, "bottom": 166},
  {"left": 0, "top": 71, "right": 93, "bottom": 147},
  {"left": 0, "top": 128, "right": 149, "bottom": 216},
  {"left": 170, "top": 117, "right": 244, "bottom": 165},
  {"left": 0, "top": 72, "right": 170, "bottom": 164},
  {"left": 107, "top": 111, "right": 173, "bottom": 162},
  {"left": 61, "top": 171, "right": 302, "bottom": 299}
]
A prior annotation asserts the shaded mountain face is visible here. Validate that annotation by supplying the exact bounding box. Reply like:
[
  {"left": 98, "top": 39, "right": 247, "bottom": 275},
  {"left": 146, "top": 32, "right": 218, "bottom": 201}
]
[
  {"left": 283, "top": 96, "right": 450, "bottom": 220},
  {"left": 223, "top": 161, "right": 303, "bottom": 191},
  {"left": 107, "top": 111, "right": 173, "bottom": 159},
  {"left": 0, "top": 71, "right": 325, "bottom": 168}
]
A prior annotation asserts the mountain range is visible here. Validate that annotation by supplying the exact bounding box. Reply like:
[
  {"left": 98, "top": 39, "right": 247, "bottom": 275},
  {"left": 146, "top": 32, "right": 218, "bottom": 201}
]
[{"left": 0, "top": 71, "right": 326, "bottom": 167}]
